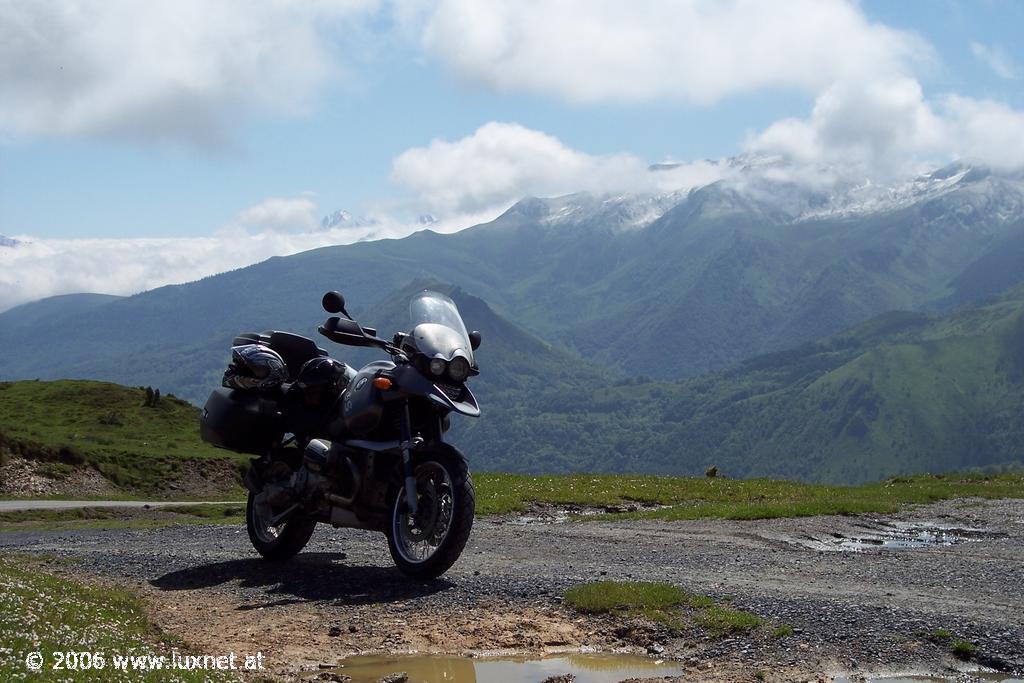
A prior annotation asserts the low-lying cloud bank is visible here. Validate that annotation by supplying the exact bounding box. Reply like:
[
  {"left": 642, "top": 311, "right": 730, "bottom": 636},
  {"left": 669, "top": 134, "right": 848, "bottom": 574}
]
[{"left": 0, "top": 210, "right": 495, "bottom": 313}]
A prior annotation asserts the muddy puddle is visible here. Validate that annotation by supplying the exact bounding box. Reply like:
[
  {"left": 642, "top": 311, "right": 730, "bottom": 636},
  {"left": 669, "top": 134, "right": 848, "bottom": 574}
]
[
  {"left": 310, "top": 653, "right": 682, "bottom": 682},
  {"left": 799, "top": 521, "right": 1003, "bottom": 552}
]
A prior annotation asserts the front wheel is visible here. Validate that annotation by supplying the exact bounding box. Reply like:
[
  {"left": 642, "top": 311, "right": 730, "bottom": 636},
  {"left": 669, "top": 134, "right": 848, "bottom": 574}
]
[
  {"left": 246, "top": 491, "right": 317, "bottom": 561},
  {"left": 387, "top": 451, "right": 475, "bottom": 579}
]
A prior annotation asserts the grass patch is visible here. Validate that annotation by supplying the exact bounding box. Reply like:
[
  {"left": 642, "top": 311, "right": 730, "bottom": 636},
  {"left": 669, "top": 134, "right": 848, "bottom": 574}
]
[
  {"left": 0, "top": 504, "right": 245, "bottom": 532},
  {"left": 0, "top": 554, "right": 236, "bottom": 681},
  {"left": 564, "top": 581, "right": 686, "bottom": 614},
  {"left": 930, "top": 628, "right": 953, "bottom": 640},
  {"left": 473, "top": 472, "right": 1024, "bottom": 521},
  {"left": 564, "top": 581, "right": 761, "bottom": 637},
  {"left": 771, "top": 624, "right": 794, "bottom": 638},
  {"left": 696, "top": 605, "right": 763, "bottom": 635},
  {"left": 951, "top": 640, "right": 977, "bottom": 660}
]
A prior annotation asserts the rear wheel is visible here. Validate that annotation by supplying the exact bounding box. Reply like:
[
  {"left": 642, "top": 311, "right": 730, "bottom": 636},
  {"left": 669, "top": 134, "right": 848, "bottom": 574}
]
[
  {"left": 246, "top": 491, "right": 317, "bottom": 561},
  {"left": 387, "top": 451, "right": 475, "bottom": 579}
]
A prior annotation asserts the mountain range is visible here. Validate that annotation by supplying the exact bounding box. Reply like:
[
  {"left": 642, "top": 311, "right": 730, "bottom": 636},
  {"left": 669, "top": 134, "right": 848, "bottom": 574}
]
[{"left": 1, "top": 161, "right": 1023, "bottom": 482}]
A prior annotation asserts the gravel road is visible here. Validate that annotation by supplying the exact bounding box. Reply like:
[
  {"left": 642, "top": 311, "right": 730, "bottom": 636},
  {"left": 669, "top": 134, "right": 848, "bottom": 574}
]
[
  {"left": 1, "top": 497, "right": 1022, "bottom": 680},
  {"left": 0, "top": 500, "right": 239, "bottom": 512}
]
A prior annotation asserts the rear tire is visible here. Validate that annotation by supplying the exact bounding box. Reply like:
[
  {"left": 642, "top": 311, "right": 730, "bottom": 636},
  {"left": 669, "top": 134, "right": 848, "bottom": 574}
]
[
  {"left": 386, "top": 450, "right": 475, "bottom": 579},
  {"left": 246, "top": 491, "right": 317, "bottom": 561}
]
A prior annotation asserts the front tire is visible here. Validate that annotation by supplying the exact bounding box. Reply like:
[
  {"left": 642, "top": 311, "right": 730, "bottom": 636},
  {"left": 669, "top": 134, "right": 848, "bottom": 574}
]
[
  {"left": 246, "top": 491, "right": 317, "bottom": 561},
  {"left": 387, "top": 450, "right": 475, "bottom": 579}
]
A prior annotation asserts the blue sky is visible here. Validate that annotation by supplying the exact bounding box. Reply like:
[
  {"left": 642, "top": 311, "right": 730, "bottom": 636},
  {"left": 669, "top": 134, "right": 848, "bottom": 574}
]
[
  {"left": 1, "top": 0, "right": 1021, "bottom": 239},
  {"left": 0, "top": 0, "right": 1022, "bottom": 310}
]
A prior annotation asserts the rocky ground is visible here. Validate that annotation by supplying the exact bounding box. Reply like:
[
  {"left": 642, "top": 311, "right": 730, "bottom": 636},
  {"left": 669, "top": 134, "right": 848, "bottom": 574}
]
[{"left": 1, "top": 498, "right": 1022, "bottom": 682}]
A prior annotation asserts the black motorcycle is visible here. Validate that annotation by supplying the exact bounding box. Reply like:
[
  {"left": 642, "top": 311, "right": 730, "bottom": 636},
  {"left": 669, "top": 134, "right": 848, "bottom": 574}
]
[{"left": 199, "top": 289, "right": 481, "bottom": 578}]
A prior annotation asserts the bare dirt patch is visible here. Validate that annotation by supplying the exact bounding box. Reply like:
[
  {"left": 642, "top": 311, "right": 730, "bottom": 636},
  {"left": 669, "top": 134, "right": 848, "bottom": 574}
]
[
  {"left": 0, "top": 453, "right": 240, "bottom": 499},
  {"left": 136, "top": 585, "right": 595, "bottom": 677},
  {"left": 0, "top": 455, "right": 120, "bottom": 497}
]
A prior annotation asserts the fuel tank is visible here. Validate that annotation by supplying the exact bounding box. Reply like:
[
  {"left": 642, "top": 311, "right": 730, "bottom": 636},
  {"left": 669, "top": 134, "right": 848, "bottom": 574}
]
[{"left": 339, "top": 360, "right": 395, "bottom": 435}]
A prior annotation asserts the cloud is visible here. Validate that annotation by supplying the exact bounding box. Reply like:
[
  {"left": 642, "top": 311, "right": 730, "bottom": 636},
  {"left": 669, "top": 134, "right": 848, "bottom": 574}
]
[
  {"left": 971, "top": 41, "right": 1018, "bottom": 80},
  {"left": 0, "top": 0, "right": 378, "bottom": 147},
  {"left": 420, "top": 0, "right": 929, "bottom": 104},
  {"left": 0, "top": 198, "right": 502, "bottom": 312},
  {"left": 746, "top": 77, "right": 1024, "bottom": 178},
  {"left": 229, "top": 197, "right": 321, "bottom": 234},
  {"left": 391, "top": 121, "right": 727, "bottom": 214}
]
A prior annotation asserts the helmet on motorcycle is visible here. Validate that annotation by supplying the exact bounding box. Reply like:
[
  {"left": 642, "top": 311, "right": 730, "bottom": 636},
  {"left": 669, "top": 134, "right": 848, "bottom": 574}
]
[
  {"left": 222, "top": 344, "right": 288, "bottom": 392},
  {"left": 299, "top": 356, "right": 354, "bottom": 393},
  {"left": 287, "top": 356, "right": 353, "bottom": 407}
]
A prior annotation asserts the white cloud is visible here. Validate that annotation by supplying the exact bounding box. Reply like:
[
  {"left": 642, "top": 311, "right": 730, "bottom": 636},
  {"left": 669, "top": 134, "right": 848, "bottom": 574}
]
[
  {"left": 0, "top": 198, "right": 502, "bottom": 312},
  {"left": 746, "top": 77, "right": 1024, "bottom": 179},
  {"left": 391, "top": 121, "right": 727, "bottom": 214},
  {"left": 971, "top": 41, "right": 1018, "bottom": 80},
  {"left": 230, "top": 197, "right": 321, "bottom": 234},
  {"left": 0, "top": 0, "right": 378, "bottom": 146},
  {"left": 421, "top": 0, "right": 929, "bottom": 104},
  {"left": 942, "top": 95, "right": 1024, "bottom": 171}
]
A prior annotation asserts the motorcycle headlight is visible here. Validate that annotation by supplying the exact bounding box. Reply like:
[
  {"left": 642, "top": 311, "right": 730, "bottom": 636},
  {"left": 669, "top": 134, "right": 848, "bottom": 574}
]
[
  {"left": 429, "top": 358, "right": 447, "bottom": 376},
  {"left": 448, "top": 356, "right": 470, "bottom": 383}
]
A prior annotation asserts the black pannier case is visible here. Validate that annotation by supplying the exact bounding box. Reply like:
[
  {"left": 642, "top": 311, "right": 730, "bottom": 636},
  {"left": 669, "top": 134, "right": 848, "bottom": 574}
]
[{"left": 200, "top": 387, "right": 283, "bottom": 455}]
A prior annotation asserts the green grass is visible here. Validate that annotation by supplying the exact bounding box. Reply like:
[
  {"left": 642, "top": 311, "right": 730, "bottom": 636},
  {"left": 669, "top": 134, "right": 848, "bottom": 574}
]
[
  {"left": 771, "top": 624, "right": 794, "bottom": 638},
  {"left": 473, "top": 471, "right": 1024, "bottom": 520},
  {"left": 0, "top": 504, "right": 246, "bottom": 532},
  {"left": 563, "top": 581, "right": 761, "bottom": 637},
  {"left": 564, "top": 581, "right": 687, "bottom": 614},
  {"left": 695, "top": 605, "right": 763, "bottom": 635},
  {"left": 951, "top": 640, "right": 977, "bottom": 660},
  {"left": 0, "top": 554, "right": 239, "bottom": 681},
  {"left": 930, "top": 628, "right": 953, "bottom": 640},
  {"left": 0, "top": 380, "right": 247, "bottom": 495}
]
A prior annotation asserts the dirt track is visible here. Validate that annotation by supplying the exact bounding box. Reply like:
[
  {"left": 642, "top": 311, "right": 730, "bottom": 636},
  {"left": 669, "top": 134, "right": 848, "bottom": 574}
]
[{"left": 1, "top": 498, "right": 1022, "bottom": 681}]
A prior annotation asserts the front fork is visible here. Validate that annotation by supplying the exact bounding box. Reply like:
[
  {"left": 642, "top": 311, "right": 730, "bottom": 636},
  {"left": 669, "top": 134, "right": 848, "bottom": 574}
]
[{"left": 399, "top": 400, "right": 419, "bottom": 515}]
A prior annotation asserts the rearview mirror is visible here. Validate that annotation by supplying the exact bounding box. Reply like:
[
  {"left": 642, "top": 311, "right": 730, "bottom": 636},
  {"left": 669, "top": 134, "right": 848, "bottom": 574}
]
[
  {"left": 468, "top": 330, "right": 482, "bottom": 350},
  {"left": 322, "top": 291, "right": 346, "bottom": 314}
]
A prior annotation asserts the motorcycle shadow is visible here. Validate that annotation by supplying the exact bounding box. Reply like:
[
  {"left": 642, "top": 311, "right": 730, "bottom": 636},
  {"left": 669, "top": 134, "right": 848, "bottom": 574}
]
[{"left": 150, "top": 552, "right": 453, "bottom": 606}]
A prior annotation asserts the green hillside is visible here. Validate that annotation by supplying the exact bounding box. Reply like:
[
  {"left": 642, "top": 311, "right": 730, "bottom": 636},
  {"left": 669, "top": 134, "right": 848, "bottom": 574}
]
[
  {"left": 0, "top": 380, "right": 245, "bottom": 494},
  {"left": 454, "top": 284, "right": 1024, "bottom": 482},
  {"left": 2, "top": 287, "right": 1022, "bottom": 486}
]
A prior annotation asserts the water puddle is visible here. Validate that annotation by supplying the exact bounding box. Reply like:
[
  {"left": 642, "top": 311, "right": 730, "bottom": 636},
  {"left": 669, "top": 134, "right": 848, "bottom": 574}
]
[
  {"left": 799, "top": 521, "right": 1003, "bottom": 552},
  {"left": 504, "top": 502, "right": 669, "bottom": 525},
  {"left": 312, "top": 653, "right": 683, "bottom": 683}
]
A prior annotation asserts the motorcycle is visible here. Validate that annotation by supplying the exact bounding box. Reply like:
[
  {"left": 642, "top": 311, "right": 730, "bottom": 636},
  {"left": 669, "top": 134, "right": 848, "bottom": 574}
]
[{"left": 199, "top": 289, "right": 481, "bottom": 578}]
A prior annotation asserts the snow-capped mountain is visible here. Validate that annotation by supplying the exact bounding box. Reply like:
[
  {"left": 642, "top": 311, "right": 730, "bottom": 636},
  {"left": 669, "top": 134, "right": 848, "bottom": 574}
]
[
  {"left": 320, "top": 210, "right": 377, "bottom": 231},
  {"left": 490, "top": 159, "right": 1024, "bottom": 236},
  {"left": 0, "top": 234, "right": 18, "bottom": 247},
  {"left": 793, "top": 164, "right": 1024, "bottom": 223},
  {"left": 491, "top": 191, "right": 686, "bottom": 234}
]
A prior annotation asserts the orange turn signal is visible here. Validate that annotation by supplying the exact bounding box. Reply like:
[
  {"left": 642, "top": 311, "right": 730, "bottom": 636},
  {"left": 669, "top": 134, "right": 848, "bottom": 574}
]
[{"left": 372, "top": 377, "right": 393, "bottom": 390}]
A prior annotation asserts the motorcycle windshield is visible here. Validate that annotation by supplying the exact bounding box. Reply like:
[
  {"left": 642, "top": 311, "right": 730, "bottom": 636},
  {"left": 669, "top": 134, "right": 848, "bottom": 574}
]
[{"left": 409, "top": 290, "right": 475, "bottom": 365}]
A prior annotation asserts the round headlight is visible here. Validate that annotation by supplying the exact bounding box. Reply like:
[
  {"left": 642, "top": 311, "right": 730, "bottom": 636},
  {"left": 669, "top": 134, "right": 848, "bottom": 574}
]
[
  {"left": 448, "top": 356, "right": 470, "bottom": 383},
  {"left": 429, "top": 358, "right": 447, "bottom": 376}
]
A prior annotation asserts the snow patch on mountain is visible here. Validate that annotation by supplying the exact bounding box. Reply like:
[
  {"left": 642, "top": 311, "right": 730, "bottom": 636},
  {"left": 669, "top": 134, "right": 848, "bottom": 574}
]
[{"left": 320, "top": 210, "right": 378, "bottom": 230}]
